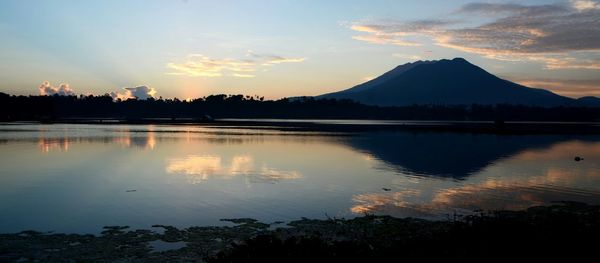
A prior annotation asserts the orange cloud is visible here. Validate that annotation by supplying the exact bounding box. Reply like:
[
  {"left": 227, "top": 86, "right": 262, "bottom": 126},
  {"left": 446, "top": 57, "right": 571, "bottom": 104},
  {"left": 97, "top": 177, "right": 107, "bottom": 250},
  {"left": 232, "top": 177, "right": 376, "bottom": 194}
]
[{"left": 503, "top": 78, "right": 600, "bottom": 97}]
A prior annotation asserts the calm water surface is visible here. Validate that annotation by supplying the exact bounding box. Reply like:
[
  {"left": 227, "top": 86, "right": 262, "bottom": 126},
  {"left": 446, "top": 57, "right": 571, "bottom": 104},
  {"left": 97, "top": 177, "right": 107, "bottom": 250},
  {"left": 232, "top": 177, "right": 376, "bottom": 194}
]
[{"left": 1, "top": 123, "right": 599, "bottom": 233}]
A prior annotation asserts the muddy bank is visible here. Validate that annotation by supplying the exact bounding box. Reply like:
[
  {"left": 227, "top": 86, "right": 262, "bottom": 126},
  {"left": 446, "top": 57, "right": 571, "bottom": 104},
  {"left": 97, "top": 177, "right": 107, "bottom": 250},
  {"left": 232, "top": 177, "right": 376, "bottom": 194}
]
[{"left": 1, "top": 202, "right": 599, "bottom": 262}]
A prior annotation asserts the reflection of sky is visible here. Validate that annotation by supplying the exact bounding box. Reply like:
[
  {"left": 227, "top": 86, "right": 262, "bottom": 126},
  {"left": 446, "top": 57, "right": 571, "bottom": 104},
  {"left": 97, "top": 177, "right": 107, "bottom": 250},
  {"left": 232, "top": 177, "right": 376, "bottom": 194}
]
[{"left": 1, "top": 124, "right": 600, "bottom": 233}]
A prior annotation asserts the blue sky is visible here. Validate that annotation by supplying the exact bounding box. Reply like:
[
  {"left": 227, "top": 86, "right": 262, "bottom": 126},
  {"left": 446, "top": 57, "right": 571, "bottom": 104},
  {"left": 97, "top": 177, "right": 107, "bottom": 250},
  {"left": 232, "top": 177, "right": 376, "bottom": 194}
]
[{"left": 1, "top": 0, "right": 599, "bottom": 99}]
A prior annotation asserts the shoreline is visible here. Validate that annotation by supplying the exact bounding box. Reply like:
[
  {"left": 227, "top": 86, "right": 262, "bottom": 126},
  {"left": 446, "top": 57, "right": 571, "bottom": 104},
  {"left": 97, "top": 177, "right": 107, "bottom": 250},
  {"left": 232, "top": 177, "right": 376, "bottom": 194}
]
[
  {"left": 2, "top": 119, "right": 600, "bottom": 134},
  {"left": 1, "top": 202, "right": 599, "bottom": 262}
]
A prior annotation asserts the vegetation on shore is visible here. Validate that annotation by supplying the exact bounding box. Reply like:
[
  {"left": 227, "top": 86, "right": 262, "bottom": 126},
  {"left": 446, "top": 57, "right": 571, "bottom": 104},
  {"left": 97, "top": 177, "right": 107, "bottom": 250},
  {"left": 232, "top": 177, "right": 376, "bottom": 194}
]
[
  {"left": 1, "top": 202, "right": 599, "bottom": 262},
  {"left": 2, "top": 92, "right": 600, "bottom": 122}
]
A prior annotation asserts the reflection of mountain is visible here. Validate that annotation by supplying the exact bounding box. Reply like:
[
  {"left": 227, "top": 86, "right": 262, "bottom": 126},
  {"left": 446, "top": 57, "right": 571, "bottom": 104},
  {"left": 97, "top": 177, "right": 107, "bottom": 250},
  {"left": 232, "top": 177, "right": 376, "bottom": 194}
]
[
  {"left": 344, "top": 132, "right": 593, "bottom": 178},
  {"left": 351, "top": 140, "right": 600, "bottom": 217}
]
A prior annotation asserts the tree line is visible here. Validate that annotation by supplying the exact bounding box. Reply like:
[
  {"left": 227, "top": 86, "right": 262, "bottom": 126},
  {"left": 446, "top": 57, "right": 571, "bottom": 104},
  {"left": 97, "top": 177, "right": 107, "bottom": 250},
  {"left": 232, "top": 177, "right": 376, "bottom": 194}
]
[{"left": 1, "top": 92, "right": 599, "bottom": 121}]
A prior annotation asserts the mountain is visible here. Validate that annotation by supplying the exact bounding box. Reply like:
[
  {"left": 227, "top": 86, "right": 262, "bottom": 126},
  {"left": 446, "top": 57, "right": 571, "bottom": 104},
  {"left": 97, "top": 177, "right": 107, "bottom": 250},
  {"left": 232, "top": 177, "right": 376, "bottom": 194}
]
[
  {"left": 319, "top": 58, "right": 593, "bottom": 107},
  {"left": 574, "top": 96, "right": 600, "bottom": 107}
]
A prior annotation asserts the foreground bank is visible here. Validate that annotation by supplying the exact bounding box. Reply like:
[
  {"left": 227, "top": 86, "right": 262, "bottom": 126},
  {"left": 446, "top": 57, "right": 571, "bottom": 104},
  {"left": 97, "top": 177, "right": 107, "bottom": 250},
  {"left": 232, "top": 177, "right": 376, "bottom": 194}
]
[{"left": 1, "top": 202, "right": 598, "bottom": 262}]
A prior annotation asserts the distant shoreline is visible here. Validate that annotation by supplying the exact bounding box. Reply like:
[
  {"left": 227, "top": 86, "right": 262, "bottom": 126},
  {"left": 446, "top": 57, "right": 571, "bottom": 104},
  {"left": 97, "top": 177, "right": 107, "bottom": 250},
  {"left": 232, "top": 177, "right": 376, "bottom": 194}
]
[{"left": 3, "top": 118, "right": 600, "bottom": 134}]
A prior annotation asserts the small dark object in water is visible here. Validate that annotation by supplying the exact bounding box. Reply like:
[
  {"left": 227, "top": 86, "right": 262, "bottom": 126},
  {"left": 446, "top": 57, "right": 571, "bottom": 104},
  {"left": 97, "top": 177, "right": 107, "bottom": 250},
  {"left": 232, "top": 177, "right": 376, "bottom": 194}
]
[
  {"left": 382, "top": 188, "right": 391, "bottom": 191},
  {"left": 574, "top": 156, "right": 584, "bottom": 162},
  {"left": 494, "top": 119, "right": 505, "bottom": 128},
  {"left": 126, "top": 189, "right": 137, "bottom": 192}
]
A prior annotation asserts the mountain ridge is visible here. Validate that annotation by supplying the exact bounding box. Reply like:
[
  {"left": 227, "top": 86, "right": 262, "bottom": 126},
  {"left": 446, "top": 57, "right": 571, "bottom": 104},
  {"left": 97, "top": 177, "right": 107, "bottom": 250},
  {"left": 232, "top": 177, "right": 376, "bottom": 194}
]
[{"left": 319, "top": 58, "right": 598, "bottom": 107}]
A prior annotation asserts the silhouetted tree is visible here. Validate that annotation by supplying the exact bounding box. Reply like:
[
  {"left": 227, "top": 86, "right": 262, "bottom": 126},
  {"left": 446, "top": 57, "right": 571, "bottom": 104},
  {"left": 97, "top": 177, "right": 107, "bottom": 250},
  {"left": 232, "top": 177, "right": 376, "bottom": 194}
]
[{"left": 0, "top": 92, "right": 599, "bottom": 121}]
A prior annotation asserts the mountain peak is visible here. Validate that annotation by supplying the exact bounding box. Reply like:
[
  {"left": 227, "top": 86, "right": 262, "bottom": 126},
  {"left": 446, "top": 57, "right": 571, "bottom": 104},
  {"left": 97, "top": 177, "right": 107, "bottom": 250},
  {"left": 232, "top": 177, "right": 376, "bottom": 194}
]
[{"left": 319, "top": 58, "right": 574, "bottom": 107}]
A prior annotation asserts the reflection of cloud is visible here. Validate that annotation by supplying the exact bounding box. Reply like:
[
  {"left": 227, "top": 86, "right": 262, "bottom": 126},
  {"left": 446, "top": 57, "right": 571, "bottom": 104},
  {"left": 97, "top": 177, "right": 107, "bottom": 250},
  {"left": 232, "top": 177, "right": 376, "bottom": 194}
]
[
  {"left": 38, "top": 138, "right": 70, "bottom": 153},
  {"left": 352, "top": 176, "right": 600, "bottom": 217},
  {"left": 516, "top": 140, "right": 600, "bottom": 161},
  {"left": 165, "top": 154, "right": 302, "bottom": 184},
  {"left": 166, "top": 155, "right": 223, "bottom": 182},
  {"left": 167, "top": 52, "right": 305, "bottom": 78},
  {"left": 230, "top": 155, "right": 253, "bottom": 174},
  {"left": 255, "top": 165, "right": 302, "bottom": 183},
  {"left": 352, "top": 190, "right": 421, "bottom": 214},
  {"left": 39, "top": 81, "right": 75, "bottom": 96},
  {"left": 349, "top": 1, "right": 600, "bottom": 69}
]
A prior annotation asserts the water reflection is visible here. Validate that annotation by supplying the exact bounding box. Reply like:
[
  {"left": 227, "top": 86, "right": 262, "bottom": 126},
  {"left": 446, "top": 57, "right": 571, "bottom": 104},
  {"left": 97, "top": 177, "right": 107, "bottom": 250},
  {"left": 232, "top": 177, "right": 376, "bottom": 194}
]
[
  {"left": 113, "top": 131, "right": 156, "bottom": 149},
  {"left": 36, "top": 129, "right": 159, "bottom": 152},
  {"left": 1, "top": 123, "right": 600, "bottom": 233},
  {"left": 38, "top": 137, "right": 70, "bottom": 153},
  {"left": 166, "top": 155, "right": 302, "bottom": 184},
  {"left": 351, "top": 140, "right": 600, "bottom": 217},
  {"left": 345, "top": 132, "right": 585, "bottom": 178}
]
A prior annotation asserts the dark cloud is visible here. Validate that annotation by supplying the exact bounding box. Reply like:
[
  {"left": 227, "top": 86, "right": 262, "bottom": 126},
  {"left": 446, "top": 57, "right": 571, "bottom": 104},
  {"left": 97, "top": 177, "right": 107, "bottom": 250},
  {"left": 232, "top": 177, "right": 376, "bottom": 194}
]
[
  {"left": 446, "top": 3, "right": 600, "bottom": 54},
  {"left": 350, "top": 1, "right": 600, "bottom": 69},
  {"left": 458, "top": 3, "right": 568, "bottom": 16}
]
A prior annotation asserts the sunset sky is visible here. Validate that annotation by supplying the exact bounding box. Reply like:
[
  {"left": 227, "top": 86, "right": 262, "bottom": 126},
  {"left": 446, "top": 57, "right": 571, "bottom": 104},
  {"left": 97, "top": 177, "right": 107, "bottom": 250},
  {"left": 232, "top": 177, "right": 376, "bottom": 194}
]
[{"left": 0, "top": 0, "right": 599, "bottom": 99}]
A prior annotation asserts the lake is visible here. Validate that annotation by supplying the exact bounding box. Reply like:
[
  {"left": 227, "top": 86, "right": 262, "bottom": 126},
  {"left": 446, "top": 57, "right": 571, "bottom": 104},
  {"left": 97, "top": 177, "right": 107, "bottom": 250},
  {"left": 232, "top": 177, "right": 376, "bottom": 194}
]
[{"left": 1, "top": 123, "right": 599, "bottom": 234}]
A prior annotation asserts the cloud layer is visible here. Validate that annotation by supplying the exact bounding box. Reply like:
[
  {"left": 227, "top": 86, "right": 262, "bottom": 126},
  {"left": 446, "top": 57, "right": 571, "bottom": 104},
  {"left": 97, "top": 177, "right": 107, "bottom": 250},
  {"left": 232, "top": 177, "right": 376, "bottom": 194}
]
[
  {"left": 350, "top": 1, "right": 600, "bottom": 69},
  {"left": 38, "top": 81, "right": 75, "bottom": 96},
  {"left": 167, "top": 51, "right": 305, "bottom": 78},
  {"left": 508, "top": 77, "right": 600, "bottom": 97}
]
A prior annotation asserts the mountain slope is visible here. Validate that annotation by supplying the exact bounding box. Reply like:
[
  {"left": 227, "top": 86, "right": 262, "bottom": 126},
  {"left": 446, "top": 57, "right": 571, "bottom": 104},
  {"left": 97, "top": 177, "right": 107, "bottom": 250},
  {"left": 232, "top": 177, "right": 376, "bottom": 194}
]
[
  {"left": 574, "top": 96, "right": 600, "bottom": 107},
  {"left": 319, "top": 58, "right": 577, "bottom": 107}
]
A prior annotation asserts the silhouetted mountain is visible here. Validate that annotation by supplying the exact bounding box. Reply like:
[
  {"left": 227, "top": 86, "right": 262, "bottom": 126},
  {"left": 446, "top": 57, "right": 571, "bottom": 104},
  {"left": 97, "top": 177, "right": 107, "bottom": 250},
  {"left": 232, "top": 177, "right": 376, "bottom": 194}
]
[
  {"left": 575, "top": 96, "right": 600, "bottom": 107},
  {"left": 319, "top": 58, "right": 580, "bottom": 107}
]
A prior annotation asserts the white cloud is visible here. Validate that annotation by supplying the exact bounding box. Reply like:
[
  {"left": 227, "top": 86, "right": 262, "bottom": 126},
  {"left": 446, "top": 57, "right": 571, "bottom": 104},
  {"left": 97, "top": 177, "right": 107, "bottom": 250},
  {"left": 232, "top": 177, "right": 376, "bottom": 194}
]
[
  {"left": 571, "top": 0, "right": 600, "bottom": 11},
  {"left": 167, "top": 52, "right": 305, "bottom": 78},
  {"left": 110, "top": 85, "right": 157, "bottom": 100},
  {"left": 38, "top": 81, "right": 75, "bottom": 96},
  {"left": 393, "top": 53, "right": 422, "bottom": 60}
]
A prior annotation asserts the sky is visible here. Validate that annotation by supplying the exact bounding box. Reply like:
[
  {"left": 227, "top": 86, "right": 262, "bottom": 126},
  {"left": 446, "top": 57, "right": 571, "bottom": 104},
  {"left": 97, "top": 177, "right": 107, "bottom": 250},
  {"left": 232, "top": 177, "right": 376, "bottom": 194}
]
[{"left": 0, "top": 0, "right": 599, "bottom": 99}]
